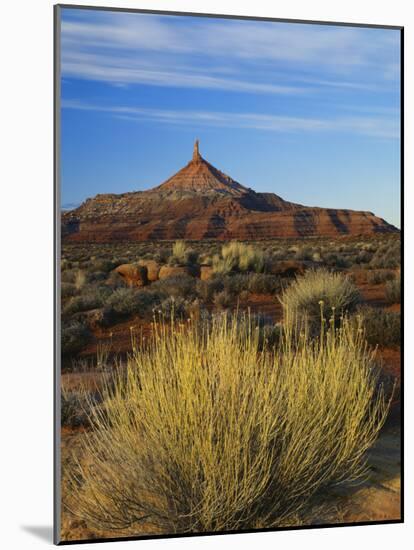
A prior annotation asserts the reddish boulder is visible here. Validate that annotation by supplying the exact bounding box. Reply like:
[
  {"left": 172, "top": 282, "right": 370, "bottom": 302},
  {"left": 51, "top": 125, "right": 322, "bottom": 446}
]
[
  {"left": 114, "top": 264, "right": 148, "bottom": 287},
  {"left": 158, "top": 265, "right": 193, "bottom": 280},
  {"left": 138, "top": 259, "right": 160, "bottom": 282}
]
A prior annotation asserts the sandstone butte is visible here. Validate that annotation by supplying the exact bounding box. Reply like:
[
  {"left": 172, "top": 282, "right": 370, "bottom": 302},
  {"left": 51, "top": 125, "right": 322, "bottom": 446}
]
[{"left": 62, "top": 140, "right": 398, "bottom": 242}]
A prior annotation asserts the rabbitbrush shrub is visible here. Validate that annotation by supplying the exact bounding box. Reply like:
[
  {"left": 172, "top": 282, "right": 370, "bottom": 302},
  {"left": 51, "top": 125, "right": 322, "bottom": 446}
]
[
  {"left": 213, "top": 242, "right": 266, "bottom": 274},
  {"left": 66, "top": 313, "right": 387, "bottom": 534},
  {"left": 280, "top": 269, "right": 360, "bottom": 332}
]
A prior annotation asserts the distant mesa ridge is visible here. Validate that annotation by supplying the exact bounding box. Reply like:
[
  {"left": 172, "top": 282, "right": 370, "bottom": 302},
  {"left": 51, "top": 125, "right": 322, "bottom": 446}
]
[{"left": 62, "top": 140, "right": 398, "bottom": 242}]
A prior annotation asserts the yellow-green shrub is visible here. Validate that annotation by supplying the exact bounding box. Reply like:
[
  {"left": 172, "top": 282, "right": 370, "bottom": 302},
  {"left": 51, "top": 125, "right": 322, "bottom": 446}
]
[
  {"left": 66, "top": 313, "right": 387, "bottom": 535},
  {"left": 212, "top": 242, "right": 265, "bottom": 274},
  {"left": 280, "top": 269, "right": 360, "bottom": 331}
]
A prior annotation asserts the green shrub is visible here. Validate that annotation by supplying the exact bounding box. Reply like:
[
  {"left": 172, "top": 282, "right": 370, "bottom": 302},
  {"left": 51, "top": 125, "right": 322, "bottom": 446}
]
[
  {"left": 196, "top": 278, "right": 225, "bottom": 303},
  {"left": 322, "top": 253, "right": 350, "bottom": 269},
  {"left": 105, "top": 270, "right": 128, "bottom": 289},
  {"left": 218, "top": 273, "right": 282, "bottom": 296},
  {"left": 169, "top": 241, "right": 199, "bottom": 266},
  {"left": 355, "top": 306, "right": 400, "bottom": 348},
  {"left": 280, "top": 269, "right": 360, "bottom": 331},
  {"left": 294, "top": 246, "right": 313, "bottom": 261},
  {"left": 244, "top": 273, "right": 282, "bottom": 294},
  {"left": 366, "top": 270, "right": 396, "bottom": 285},
  {"left": 356, "top": 250, "right": 373, "bottom": 264},
  {"left": 370, "top": 240, "right": 401, "bottom": 269},
  {"left": 157, "top": 296, "right": 194, "bottom": 319},
  {"left": 62, "top": 285, "right": 111, "bottom": 316},
  {"left": 61, "top": 388, "right": 95, "bottom": 428},
  {"left": 153, "top": 248, "right": 171, "bottom": 264},
  {"left": 385, "top": 277, "right": 401, "bottom": 304},
  {"left": 61, "top": 268, "right": 79, "bottom": 284},
  {"left": 61, "top": 321, "right": 90, "bottom": 355},
  {"left": 213, "top": 289, "right": 233, "bottom": 309},
  {"left": 151, "top": 275, "right": 197, "bottom": 300},
  {"left": 61, "top": 283, "right": 77, "bottom": 299},
  {"left": 102, "top": 288, "right": 161, "bottom": 325}
]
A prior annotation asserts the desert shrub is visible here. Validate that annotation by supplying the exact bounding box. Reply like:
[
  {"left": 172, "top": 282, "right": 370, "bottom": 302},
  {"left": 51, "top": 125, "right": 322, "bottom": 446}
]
[
  {"left": 322, "top": 253, "right": 350, "bottom": 269},
  {"left": 213, "top": 242, "right": 266, "bottom": 274},
  {"left": 213, "top": 289, "right": 233, "bottom": 309},
  {"left": 366, "top": 270, "right": 396, "bottom": 285},
  {"left": 61, "top": 388, "right": 95, "bottom": 428},
  {"left": 153, "top": 247, "right": 171, "bottom": 264},
  {"left": 294, "top": 246, "right": 313, "bottom": 261},
  {"left": 102, "top": 288, "right": 161, "bottom": 325},
  {"left": 271, "top": 249, "right": 288, "bottom": 261},
  {"left": 91, "top": 259, "right": 118, "bottom": 273},
  {"left": 385, "top": 277, "right": 401, "bottom": 304},
  {"left": 156, "top": 296, "right": 193, "bottom": 319},
  {"left": 280, "top": 269, "right": 360, "bottom": 332},
  {"left": 169, "top": 241, "right": 198, "bottom": 266},
  {"left": 105, "top": 270, "right": 128, "bottom": 289},
  {"left": 85, "top": 270, "right": 107, "bottom": 284},
  {"left": 111, "top": 257, "right": 129, "bottom": 268},
  {"left": 61, "top": 321, "right": 90, "bottom": 355},
  {"left": 196, "top": 278, "right": 225, "bottom": 303},
  {"left": 244, "top": 273, "right": 282, "bottom": 295},
  {"left": 151, "top": 275, "right": 198, "bottom": 300},
  {"left": 61, "top": 282, "right": 77, "bottom": 299},
  {"left": 370, "top": 240, "right": 401, "bottom": 269},
  {"left": 61, "top": 268, "right": 79, "bottom": 284},
  {"left": 62, "top": 285, "right": 111, "bottom": 316},
  {"left": 213, "top": 273, "right": 282, "bottom": 297},
  {"left": 66, "top": 314, "right": 388, "bottom": 534},
  {"left": 355, "top": 306, "right": 400, "bottom": 348},
  {"left": 357, "top": 250, "right": 373, "bottom": 264}
]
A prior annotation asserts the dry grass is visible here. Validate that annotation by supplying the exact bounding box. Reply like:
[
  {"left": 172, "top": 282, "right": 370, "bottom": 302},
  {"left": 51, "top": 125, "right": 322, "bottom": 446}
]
[{"left": 64, "top": 313, "right": 388, "bottom": 535}]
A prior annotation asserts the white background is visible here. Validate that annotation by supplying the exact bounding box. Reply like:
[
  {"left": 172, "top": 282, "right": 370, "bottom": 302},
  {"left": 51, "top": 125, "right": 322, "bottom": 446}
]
[{"left": 0, "top": 0, "right": 411, "bottom": 548}]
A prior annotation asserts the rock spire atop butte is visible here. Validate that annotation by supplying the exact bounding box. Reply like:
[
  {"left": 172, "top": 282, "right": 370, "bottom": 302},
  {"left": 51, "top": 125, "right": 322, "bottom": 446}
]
[
  {"left": 155, "top": 139, "right": 247, "bottom": 196},
  {"left": 192, "top": 139, "right": 202, "bottom": 162}
]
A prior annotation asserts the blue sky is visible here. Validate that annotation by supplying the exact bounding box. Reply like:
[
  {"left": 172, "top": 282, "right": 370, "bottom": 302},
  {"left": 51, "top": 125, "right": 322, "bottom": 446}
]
[{"left": 59, "top": 8, "right": 401, "bottom": 227}]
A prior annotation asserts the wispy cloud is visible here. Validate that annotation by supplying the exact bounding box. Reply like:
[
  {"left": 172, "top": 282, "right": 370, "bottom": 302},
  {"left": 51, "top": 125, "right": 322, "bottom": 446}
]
[
  {"left": 60, "top": 10, "right": 400, "bottom": 94},
  {"left": 62, "top": 99, "right": 399, "bottom": 139},
  {"left": 62, "top": 52, "right": 305, "bottom": 95}
]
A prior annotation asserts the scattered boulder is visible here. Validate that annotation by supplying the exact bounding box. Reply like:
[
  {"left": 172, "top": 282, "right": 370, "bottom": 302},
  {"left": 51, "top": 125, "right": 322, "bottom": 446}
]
[
  {"left": 158, "top": 265, "right": 195, "bottom": 280},
  {"left": 114, "top": 264, "right": 148, "bottom": 287},
  {"left": 138, "top": 259, "right": 160, "bottom": 282},
  {"left": 268, "top": 260, "right": 308, "bottom": 278},
  {"left": 199, "top": 265, "right": 214, "bottom": 281}
]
